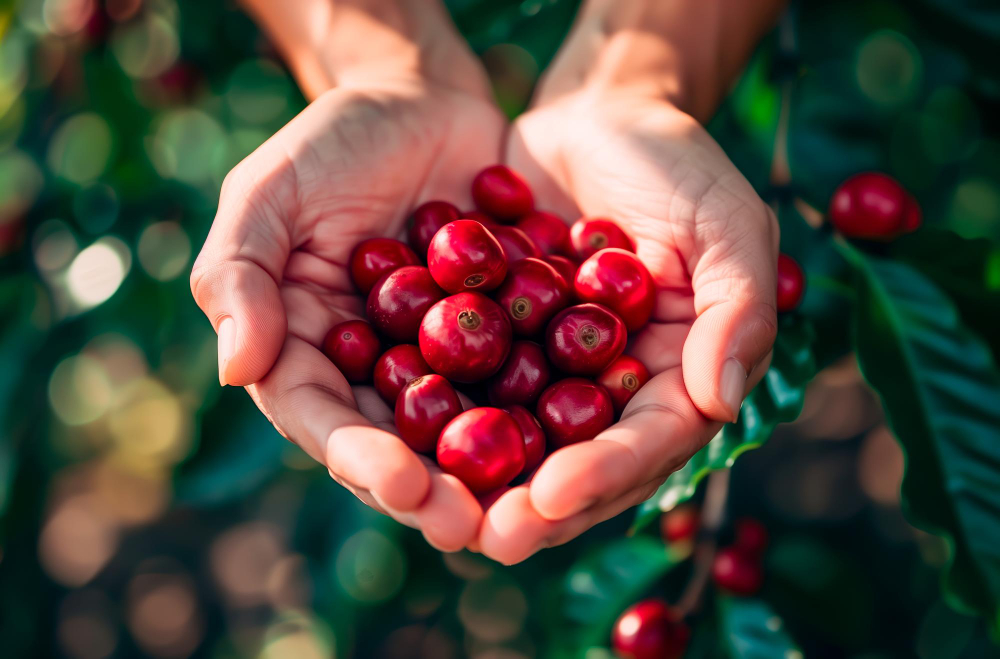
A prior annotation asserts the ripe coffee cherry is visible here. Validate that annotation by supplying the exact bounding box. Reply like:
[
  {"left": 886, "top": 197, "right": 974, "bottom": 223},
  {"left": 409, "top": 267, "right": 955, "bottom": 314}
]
[
  {"left": 829, "top": 172, "right": 921, "bottom": 239},
  {"left": 536, "top": 378, "right": 614, "bottom": 448},
  {"left": 574, "top": 248, "right": 656, "bottom": 332},
  {"left": 394, "top": 374, "right": 462, "bottom": 453},
  {"left": 471, "top": 165, "right": 534, "bottom": 220},
  {"left": 660, "top": 505, "right": 698, "bottom": 544},
  {"left": 461, "top": 209, "right": 495, "bottom": 226},
  {"left": 734, "top": 518, "right": 769, "bottom": 557},
  {"left": 546, "top": 304, "right": 627, "bottom": 376},
  {"left": 322, "top": 320, "right": 380, "bottom": 383},
  {"left": 427, "top": 220, "right": 508, "bottom": 293},
  {"left": 437, "top": 408, "right": 526, "bottom": 493},
  {"left": 516, "top": 211, "right": 570, "bottom": 256},
  {"left": 570, "top": 217, "right": 635, "bottom": 261},
  {"left": 597, "top": 355, "right": 650, "bottom": 416},
  {"left": 611, "top": 599, "right": 689, "bottom": 659},
  {"left": 487, "top": 341, "right": 550, "bottom": 407},
  {"left": 374, "top": 344, "right": 432, "bottom": 404},
  {"left": 419, "top": 292, "right": 512, "bottom": 383},
  {"left": 544, "top": 254, "right": 578, "bottom": 285},
  {"left": 504, "top": 404, "right": 546, "bottom": 475},
  {"left": 408, "top": 200, "right": 461, "bottom": 257},
  {"left": 488, "top": 224, "right": 542, "bottom": 263},
  {"left": 776, "top": 254, "right": 805, "bottom": 312},
  {"left": 349, "top": 237, "right": 421, "bottom": 294},
  {"left": 495, "top": 258, "right": 571, "bottom": 336},
  {"left": 367, "top": 266, "right": 445, "bottom": 343},
  {"left": 712, "top": 546, "right": 764, "bottom": 595}
]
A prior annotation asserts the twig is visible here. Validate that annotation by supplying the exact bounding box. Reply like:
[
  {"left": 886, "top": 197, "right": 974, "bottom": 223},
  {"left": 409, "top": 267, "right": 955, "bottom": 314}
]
[{"left": 675, "top": 469, "right": 730, "bottom": 617}]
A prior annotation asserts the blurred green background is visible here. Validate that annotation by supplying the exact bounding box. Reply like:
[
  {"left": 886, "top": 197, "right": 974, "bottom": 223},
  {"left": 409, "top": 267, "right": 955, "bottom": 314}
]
[{"left": 1, "top": 0, "right": 999, "bottom": 657}]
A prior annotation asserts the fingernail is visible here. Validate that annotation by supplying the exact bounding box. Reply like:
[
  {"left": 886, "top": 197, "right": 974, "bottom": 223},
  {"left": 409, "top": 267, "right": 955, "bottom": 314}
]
[
  {"left": 720, "top": 358, "right": 747, "bottom": 422},
  {"left": 217, "top": 317, "right": 236, "bottom": 386}
]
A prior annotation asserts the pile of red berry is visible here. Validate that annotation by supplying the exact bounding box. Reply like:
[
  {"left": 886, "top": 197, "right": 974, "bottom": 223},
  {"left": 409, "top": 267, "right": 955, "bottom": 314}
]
[{"left": 321, "top": 165, "right": 656, "bottom": 494}]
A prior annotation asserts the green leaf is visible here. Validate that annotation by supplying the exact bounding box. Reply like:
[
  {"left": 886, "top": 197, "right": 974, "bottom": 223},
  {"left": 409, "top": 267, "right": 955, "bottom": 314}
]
[
  {"left": 842, "top": 244, "right": 1000, "bottom": 628},
  {"left": 718, "top": 596, "right": 802, "bottom": 659},
  {"left": 631, "top": 316, "right": 816, "bottom": 532}
]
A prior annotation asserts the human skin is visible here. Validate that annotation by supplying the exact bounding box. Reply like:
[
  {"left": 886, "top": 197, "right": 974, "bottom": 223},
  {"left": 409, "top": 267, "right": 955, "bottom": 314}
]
[{"left": 191, "top": 0, "right": 786, "bottom": 562}]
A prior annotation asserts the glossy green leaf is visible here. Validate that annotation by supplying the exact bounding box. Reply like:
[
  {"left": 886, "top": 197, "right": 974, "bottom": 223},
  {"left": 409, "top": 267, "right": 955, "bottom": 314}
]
[{"left": 718, "top": 596, "right": 802, "bottom": 659}]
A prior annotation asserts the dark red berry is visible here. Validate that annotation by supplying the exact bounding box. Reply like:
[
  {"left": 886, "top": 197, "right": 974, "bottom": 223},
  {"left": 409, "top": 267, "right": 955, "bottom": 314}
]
[
  {"left": 487, "top": 341, "right": 550, "bottom": 407},
  {"left": 660, "top": 505, "right": 698, "bottom": 544},
  {"left": 570, "top": 217, "right": 634, "bottom": 261},
  {"left": 712, "top": 546, "right": 763, "bottom": 595},
  {"left": 544, "top": 254, "right": 578, "bottom": 285},
  {"left": 322, "top": 320, "right": 381, "bottom": 383},
  {"left": 597, "top": 355, "right": 650, "bottom": 416},
  {"left": 545, "top": 303, "right": 627, "bottom": 376},
  {"left": 437, "top": 408, "right": 526, "bottom": 493},
  {"left": 536, "top": 378, "right": 614, "bottom": 448},
  {"left": 427, "top": 220, "right": 507, "bottom": 293},
  {"left": 394, "top": 374, "right": 462, "bottom": 453},
  {"left": 574, "top": 248, "right": 656, "bottom": 332},
  {"left": 611, "top": 599, "right": 689, "bottom": 659},
  {"left": 489, "top": 224, "right": 541, "bottom": 263},
  {"left": 495, "top": 258, "right": 571, "bottom": 336},
  {"left": 374, "top": 344, "right": 432, "bottom": 404},
  {"left": 734, "top": 518, "right": 768, "bottom": 557},
  {"left": 471, "top": 165, "right": 534, "bottom": 221},
  {"left": 776, "top": 254, "right": 805, "bottom": 312},
  {"left": 516, "top": 211, "right": 570, "bottom": 256},
  {"left": 419, "top": 292, "right": 512, "bottom": 383},
  {"left": 829, "top": 172, "right": 921, "bottom": 239},
  {"left": 504, "top": 405, "right": 546, "bottom": 475},
  {"left": 461, "top": 209, "right": 497, "bottom": 227},
  {"left": 367, "top": 266, "right": 445, "bottom": 343},
  {"left": 408, "top": 200, "right": 461, "bottom": 257},
  {"left": 349, "top": 237, "right": 421, "bottom": 294}
]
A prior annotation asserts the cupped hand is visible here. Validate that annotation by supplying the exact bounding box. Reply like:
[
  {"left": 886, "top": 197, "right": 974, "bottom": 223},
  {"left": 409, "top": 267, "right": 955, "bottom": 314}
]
[
  {"left": 191, "top": 73, "right": 506, "bottom": 552},
  {"left": 477, "top": 88, "right": 779, "bottom": 563}
]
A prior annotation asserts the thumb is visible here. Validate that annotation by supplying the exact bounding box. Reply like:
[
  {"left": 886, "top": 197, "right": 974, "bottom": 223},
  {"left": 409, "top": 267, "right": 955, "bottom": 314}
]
[{"left": 682, "top": 205, "right": 779, "bottom": 422}]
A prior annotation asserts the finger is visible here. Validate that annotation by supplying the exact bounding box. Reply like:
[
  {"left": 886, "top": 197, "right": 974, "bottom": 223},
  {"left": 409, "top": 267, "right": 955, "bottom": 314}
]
[
  {"left": 381, "top": 469, "right": 483, "bottom": 553},
  {"left": 683, "top": 202, "right": 779, "bottom": 422},
  {"left": 627, "top": 322, "right": 690, "bottom": 374}
]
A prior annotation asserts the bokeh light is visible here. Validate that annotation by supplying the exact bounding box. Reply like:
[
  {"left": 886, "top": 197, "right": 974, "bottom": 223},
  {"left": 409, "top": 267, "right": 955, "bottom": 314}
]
[
  {"left": 335, "top": 528, "right": 407, "bottom": 604},
  {"left": 224, "top": 58, "right": 292, "bottom": 125},
  {"left": 127, "top": 568, "right": 203, "bottom": 657},
  {"left": 458, "top": 576, "right": 528, "bottom": 643},
  {"left": 47, "top": 113, "right": 114, "bottom": 184},
  {"left": 57, "top": 589, "right": 118, "bottom": 659},
  {"left": 42, "top": 0, "right": 95, "bottom": 36},
  {"left": 111, "top": 10, "right": 179, "bottom": 79},
  {"left": 855, "top": 29, "right": 922, "bottom": 108},
  {"left": 49, "top": 353, "right": 114, "bottom": 425},
  {"left": 260, "top": 610, "right": 335, "bottom": 659},
  {"left": 106, "top": 376, "right": 192, "bottom": 467},
  {"left": 39, "top": 493, "right": 120, "bottom": 586},
  {"left": 137, "top": 221, "right": 191, "bottom": 281},
  {"left": 0, "top": 149, "right": 44, "bottom": 222},
  {"left": 72, "top": 183, "right": 119, "bottom": 235},
  {"left": 209, "top": 521, "right": 285, "bottom": 607},
  {"left": 65, "top": 237, "right": 131, "bottom": 310},
  {"left": 148, "top": 108, "right": 228, "bottom": 185}
]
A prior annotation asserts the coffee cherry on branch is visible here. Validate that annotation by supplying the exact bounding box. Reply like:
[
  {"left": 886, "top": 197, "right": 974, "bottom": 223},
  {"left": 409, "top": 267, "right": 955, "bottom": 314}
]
[
  {"left": 437, "top": 407, "right": 526, "bottom": 493},
  {"left": 597, "top": 355, "right": 650, "bottom": 416},
  {"left": 349, "top": 237, "right": 421, "bottom": 294},
  {"left": 367, "top": 266, "right": 445, "bottom": 343},
  {"left": 427, "top": 220, "right": 508, "bottom": 293},
  {"left": 471, "top": 165, "right": 534, "bottom": 221},
  {"left": 828, "top": 172, "right": 921, "bottom": 239},
  {"left": 374, "top": 344, "right": 432, "bottom": 404},
  {"left": 322, "top": 320, "right": 381, "bottom": 383},
  {"left": 495, "top": 257, "right": 571, "bottom": 336},
  {"left": 394, "top": 374, "right": 463, "bottom": 453},
  {"left": 545, "top": 303, "right": 627, "bottom": 376},
  {"left": 503, "top": 404, "right": 546, "bottom": 475},
  {"left": 570, "top": 217, "right": 635, "bottom": 261},
  {"left": 660, "top": 505, "right": 698, "bottom": 544},
  {"left": 734, "top": 517, "right": 769, "bottom": 557},
  {"left": 574, "top": 248, "right": 656, "bottom": 332},
  {"left": 407, "top": 200, "right": 460, "bottom": 258},
  {"left": 536, "top": 378, "right": 614, "bottom": 448},
  {"left": 419, "top": 292, "right": 512, "bottom": 383},
  {"left": 486, "top": 340, "right": 551, "bottom": 407},
  {"left": 516, "top": 211, "right": 571, "bottom": 256},
  {"left": 611, "top": 599, "right": 689, "bottom": 659},
  {"left": 712, "top": 546, "right": 764, "bottom": 596},
  {"left": 776, "top": 254, "right": 805, "bottom": 312}
]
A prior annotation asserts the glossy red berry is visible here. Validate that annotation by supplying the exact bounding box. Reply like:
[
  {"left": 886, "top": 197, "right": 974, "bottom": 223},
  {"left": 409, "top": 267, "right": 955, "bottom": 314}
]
[
  {"left": 322, "top": 320, "right": 381, "bottom": 383},
  {"left": 776, "top": 254, "right": 805, "bottom": 312},
  {"left": 407, "top": 200, "right": 461, "bottom": 258},
  {"left": 367, "top": 266, "right": 445, "bottom": 343},
  {"left": 419, "top": 292, "right": 512, "bottom": 383},
  {"left": 495, "top": 258, "right": 571, "bottom": 336},
  {"left": 829, "top": 172, "right": 921, "bottom": 239},
  {"left": 597, "top": 355, "right": 650, "bottom": 416},
  {"left": 489, "top": 224, "right": 541, "bottom": 263},
  {"left": 516, "top": 211, "right": 570, "bottom": 256},
  {"left": 734, "top": 518, "right": 769, "bottom": 557},
  {"left": 574, "top": 248, "right": 656, "bottom": 332},
  {"left": 504, "top": 405, "right": 546, "bottom": 475},
  {"left": 374, "top": 344, "right": 433, "bottom": 404},
  {"left": 536, "top": 378, "right": 614, "bottom": 448},
  {"left": 349, "top": 237, "right": 421, "bottom": 294},
  {"left": 487, "top": 341, "right": 550, "bottom": 407},
  {"left": 544, "top": 254, "right": 578, "bottom": 285},
  {"left": 660, "top": 505, "right": 699, "bottom": 544},
  {"left": 437, "top": 408, "right": 526, "bottom": 493},
  {"left": 570, "top": 217, "right": 635, "bottom": 261},
  {"left": 545, "top": 304, "right": 627, "bottom": 376},
  {"left": 427, "top": 220, "right": 508, "bottom": 293},
  {"left": 712, "top": 546, "right": 764, "bottom": 595},
  {"left": 394, "top": 374, "right": 463, "bottom": 453},
  {"left": 471, "top": 165, "right": 534, "bottom": 221},
  {"left": 611, "top": 599, "right": 689, "bottom": 659}
]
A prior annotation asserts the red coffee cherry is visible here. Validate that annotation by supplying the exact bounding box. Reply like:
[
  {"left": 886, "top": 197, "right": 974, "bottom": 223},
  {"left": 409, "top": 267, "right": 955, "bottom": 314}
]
[
  {"left": 460, "top": 210, "right": 496, "bottom": 227},
  {"left": 712, "top": 546, "right": 764, "bottom": 595},
  {"left": 503, "top": 404, "right": 546, "bottom": 475},
  {"left": 394, "top": 374, "right": 462, "bottom": 453},
  {"left": 734, "top": 518, "right": 769, "bottom": 557},
  {"left": 373, "top": 344, "right": 432, "bottom": 404},
  {"left": 570, "top": 217, "right": 635, "bottom": 261},
  {"left": 829, "top": 172, "right": 921, "bottom": 239},
  {"left": 543, "top": 254, "right": 578, "bottom": 285},
  {"left": 597, "top": 355, "right": 650, "bottom": 416},
  {"left": 495, "top": 257, "right": 571, "bottom": 336},
  {"left": 487, "top": 340, "right": 551, "bottom": 407},
  {"left": 574, "top": 248, "right": 656, "bottom": 332},
  {"left": 611, "top": 599, "right": 689, "bottom": 659},
  {"left": 437, "top": 408, "right": 526, "bottom": 493},
  {"left": 322, "top": 320, "right": 380, "bottom": 383},
  {"left": 536, "top": 378, "right": 614, "bottom": 448},
  {"left": 516, "top": 211, "right": 571, "bottom": 256},
  {"left": 660, "top": 505, "right": 698, "bottom": 544},
  {"left": 545, "top": 303, "right": 627, "bottom": 376},
  {"left": 418, "top": 292, "right": 512, "bottom": 383},
  {"left": 367, "top": 266, "right": 445, "bottom": 343},
  {"left": 427, "top": 220, "right": 508, "bottom": 293},
  {"left": 776, "top": 254, "right": 805, "bottom": 312},
  {"left": 471, "top": 165, "right": 534, "bottom": 221},
  {"left": 349, "top": 237, "right": 421, "bottom": 294},
  {"left": 488, "top": 224, "right": 542, "bottom": 263},
  {"left": 407, "top": 200, "right": 460, "bottom": 258}
]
